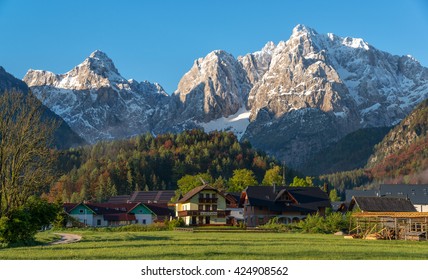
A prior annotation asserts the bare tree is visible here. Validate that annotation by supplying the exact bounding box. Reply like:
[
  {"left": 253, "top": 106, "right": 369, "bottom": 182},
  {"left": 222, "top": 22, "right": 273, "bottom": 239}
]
[{"left": 0, "top": 90, "right": 57, "bottom": 217}]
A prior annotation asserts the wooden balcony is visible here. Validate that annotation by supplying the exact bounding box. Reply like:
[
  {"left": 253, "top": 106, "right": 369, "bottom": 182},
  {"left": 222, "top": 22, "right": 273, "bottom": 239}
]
[
  {"left": 177, "top": 210, "right": 230, "bottom": 218},
  {"left": 198, "top": 198, "right": 218, "bottom": 203}
]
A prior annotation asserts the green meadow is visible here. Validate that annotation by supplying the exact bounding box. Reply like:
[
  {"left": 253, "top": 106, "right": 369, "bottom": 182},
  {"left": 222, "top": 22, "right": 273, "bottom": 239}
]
[{"left": 1, "top": 230, "right": 428, "bottom": 260}]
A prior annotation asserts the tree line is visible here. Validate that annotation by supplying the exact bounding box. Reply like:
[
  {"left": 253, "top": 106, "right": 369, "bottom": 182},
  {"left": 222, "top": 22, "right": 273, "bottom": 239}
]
[{"left": 48, "top": 129, "right": 307, "bottom": 203}]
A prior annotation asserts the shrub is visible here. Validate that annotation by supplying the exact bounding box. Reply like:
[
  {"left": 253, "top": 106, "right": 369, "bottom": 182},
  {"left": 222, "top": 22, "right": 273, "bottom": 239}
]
[
  {"left": 297, "top": 212, "right": 352, "bottom": 234},
  {"left": 0, "top": 210, "right": 36, "bottom": 244},
  {"left": 166, "top": 218, "right": 185, "bottom": 230},
  {"left": 297, "top": 214, "right": 326, "bottom": 233},
  {"left": 0, "top": 197, "right": 60, "bottom": 245},
  {"left": 260, "top": 217, "right": 289, "bottom": 232}
]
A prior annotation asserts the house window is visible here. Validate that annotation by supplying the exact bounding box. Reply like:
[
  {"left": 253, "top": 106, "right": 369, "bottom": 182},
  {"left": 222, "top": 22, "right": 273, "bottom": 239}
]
[
  {"left": 142, "top": 219, "right": 146, "bottom": 225},
  {"left": 79, "top": 209, "right": 84, "bottom": 214},
  {"left": 205, "top": 205, "right": 211, "bottom": 211},
  {"left": 199, "top": 193, "right": 204, "bottom": 198},
  {"left": 212, "top": 194, "right": 217, "bottom": 199},
  {"left": 83, "top": 219, "right": 87, "bottom": 225},
  {"left": 206, "top": 193, "right": 210, "bottom": 198},
  {"left": 198, "top": 205, "right": 203, "bottom": 211},
  {"left": 97, "top": 219, "right": 101, "bottom": 226},
  {"left": 212, "top": 205, "right": 217, "bottom": 211}
]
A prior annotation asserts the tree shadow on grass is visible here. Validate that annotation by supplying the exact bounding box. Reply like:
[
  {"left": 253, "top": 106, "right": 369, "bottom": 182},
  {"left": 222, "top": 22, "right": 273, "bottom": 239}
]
[{"left": 82, "top": 235, "right": 171, "bottom": 243}]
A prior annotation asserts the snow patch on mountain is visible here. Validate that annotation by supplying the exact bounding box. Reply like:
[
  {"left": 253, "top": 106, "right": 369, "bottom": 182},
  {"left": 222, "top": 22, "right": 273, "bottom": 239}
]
[{"left": 199, "top": 106, "right": 250, "bottom": 140}]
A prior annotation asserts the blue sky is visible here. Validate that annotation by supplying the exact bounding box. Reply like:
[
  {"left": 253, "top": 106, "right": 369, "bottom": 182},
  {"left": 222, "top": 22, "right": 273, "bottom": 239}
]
[{"left": 1, "top": 0, "right": 427, "bottom": 93}]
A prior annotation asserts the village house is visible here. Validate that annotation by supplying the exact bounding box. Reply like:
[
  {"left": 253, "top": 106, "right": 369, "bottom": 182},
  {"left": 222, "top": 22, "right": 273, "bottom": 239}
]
[
  {"left": 108, "top": 190, "right": 175, "bottom": 222},
  {"left": 345, "top": 184, "right": 428, "bottom": 212},
  {"left": 348, "top": 196, "right": 417, "bottom": 213},
  {"left": 63, "top": 202, "right": 158, "bottom": 227},
  {"left": 240, "top": 186, "right": 331, "bottom": 227},
  {"left": 380, "top": 184, "right": 428, "bottom": 212},
  {"left": 225, "top": 193, "right": 244, "bottom": 225},
  {"left": 175, "top": 185, "right": 230, "bottom": 226}
]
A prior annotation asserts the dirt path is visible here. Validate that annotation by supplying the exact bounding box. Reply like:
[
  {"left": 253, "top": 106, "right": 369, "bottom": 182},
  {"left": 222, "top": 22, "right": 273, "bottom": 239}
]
[{"left": 49, "top": 233, "right": 82, "bottom": 245}]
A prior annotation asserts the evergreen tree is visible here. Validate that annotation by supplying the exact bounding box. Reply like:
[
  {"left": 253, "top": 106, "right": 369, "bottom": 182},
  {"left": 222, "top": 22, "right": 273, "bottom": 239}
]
[{"left": 329, "top": 189, "right": 339, "bottom": 202}]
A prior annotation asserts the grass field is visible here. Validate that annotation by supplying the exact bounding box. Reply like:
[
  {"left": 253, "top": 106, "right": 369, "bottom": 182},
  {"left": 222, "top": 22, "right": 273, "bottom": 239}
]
[{"left": 1, "top": 230, "right": 428, "bottom": 260}]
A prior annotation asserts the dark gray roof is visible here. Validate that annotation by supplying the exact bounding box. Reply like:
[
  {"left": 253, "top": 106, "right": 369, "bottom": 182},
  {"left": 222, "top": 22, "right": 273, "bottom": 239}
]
[
  {"left": 107, "top": 195, "right": 131, "bottom": 204},
  {"left": 108, "top": 191, "right": 175, "bottom": 204},
  {"left": 350, "top": 196, "right": 416, "bottom": 212},
  {"left": 380, "top": 184, "right": 428, "bottom": 205},
  {"left": 243, "top": 186, "right": 331, "bottom": 213},
  {"left": 345, "top": 189, "right": 380, "bottom": 202},
  {"left": 144, "top": 204, "right": 175, "bottom": 220}
]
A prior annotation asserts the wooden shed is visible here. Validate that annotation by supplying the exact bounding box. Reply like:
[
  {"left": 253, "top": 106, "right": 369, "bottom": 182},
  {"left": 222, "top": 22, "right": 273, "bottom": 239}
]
[{"left": 351, "top": 212, "right": 428, "bottom": 241}]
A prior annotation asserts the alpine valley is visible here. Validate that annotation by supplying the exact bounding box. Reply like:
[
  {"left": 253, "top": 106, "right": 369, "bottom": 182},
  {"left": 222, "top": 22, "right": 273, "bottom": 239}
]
[{"left": 21, "top": 25, "right": 428, "bottom": 173}]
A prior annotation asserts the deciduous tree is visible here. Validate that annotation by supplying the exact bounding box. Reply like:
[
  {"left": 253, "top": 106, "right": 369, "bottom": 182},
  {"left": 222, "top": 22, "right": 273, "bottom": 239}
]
[
  {"left": 262, "top": 166, "right": 283, "bottom": 186},
  {"left": 228, "top": 169, "right": 258, "bottom": 192},
  {"left": 0, "top": 91, "right": 57, "bottom": 217}
]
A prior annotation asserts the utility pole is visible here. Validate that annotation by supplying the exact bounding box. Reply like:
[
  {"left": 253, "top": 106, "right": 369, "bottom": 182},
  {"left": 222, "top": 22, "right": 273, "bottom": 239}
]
[{"left": 282, "top": 160, "right": 286, "bottom": 186}]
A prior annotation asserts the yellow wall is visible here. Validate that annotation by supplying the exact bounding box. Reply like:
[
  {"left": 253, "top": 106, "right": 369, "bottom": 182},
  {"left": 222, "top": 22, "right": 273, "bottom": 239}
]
[{"left": 175, "top": 189, "right": 228, "bottom": 225}]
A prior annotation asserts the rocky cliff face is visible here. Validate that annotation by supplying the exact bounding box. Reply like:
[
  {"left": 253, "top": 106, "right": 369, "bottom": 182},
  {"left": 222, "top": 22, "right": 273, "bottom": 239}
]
[
  {"left": 24, "top": 51, "right": 168, "bottom": 144},
  {"left": 174, "top": 50, "right": 252, "bottom": 122}
]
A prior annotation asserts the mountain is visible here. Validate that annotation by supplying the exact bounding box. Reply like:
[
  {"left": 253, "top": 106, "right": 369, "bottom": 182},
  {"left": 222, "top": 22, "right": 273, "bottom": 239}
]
[
  {"left": 24, "top": 25, "right": 428, "bottom": 170},
  {"left": 24, "top": 50, "right": 169, "bottom": 144},
  {"left": 0, "top": 66, "right": 29, "bottom": 93},
  {"left": 366, "top": 98, "right": 428, "bottom": 183},
  {"left": 175, "top": 50, "right": 251, "bottom": 122},
  {"left": 151, "top": 50, "right": 253, "bottom": 139},
  {"left": 241, "top": 25, "right": 428, "bottom": 169},
  {"left": 0, "top": 66, "right": 85, "bottom": 149}
]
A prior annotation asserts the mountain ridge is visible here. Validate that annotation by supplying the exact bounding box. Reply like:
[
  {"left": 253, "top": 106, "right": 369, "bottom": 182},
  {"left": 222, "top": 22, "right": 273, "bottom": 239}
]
[{"left": 23, "top": 25, "right": 428, "bottom": 171}]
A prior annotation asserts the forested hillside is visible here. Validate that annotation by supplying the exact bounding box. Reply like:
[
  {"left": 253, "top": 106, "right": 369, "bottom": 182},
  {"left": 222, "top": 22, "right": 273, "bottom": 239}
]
[
  {"left": 302, "top": 127, "right": 391, "bottom": 175},
  {"left": 367, "top": 98, "right": 428, "bottom": 183},
  {"left": 319, "top": 99, "right": 428, "bottom": 195},
  {"left": 47, "top": 130, "right": 291, "bottom": 202}
]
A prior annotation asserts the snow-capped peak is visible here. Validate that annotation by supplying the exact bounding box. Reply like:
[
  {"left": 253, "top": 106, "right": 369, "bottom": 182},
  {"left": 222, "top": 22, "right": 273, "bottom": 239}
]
[
  {"left": 261, "top": 41, "right": 276, "bottom": 54},
  {"left": 291, "top": 24, "right": 318, "bottom": 37},
  {"left": 82, "top": 50, "right": 124, "bottom": 82},
  {"left": 89, "top": 49, "right": 109, "bottom": 59}
]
